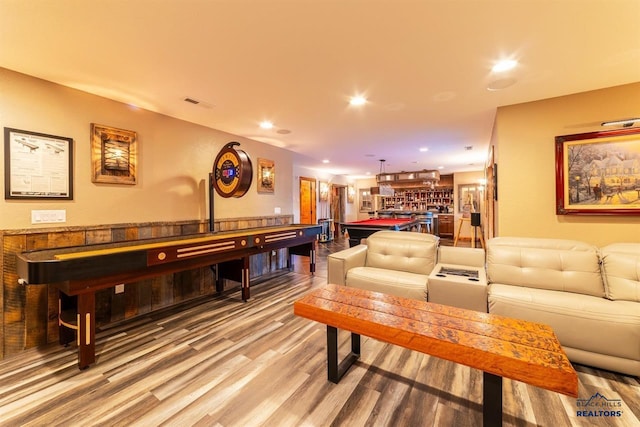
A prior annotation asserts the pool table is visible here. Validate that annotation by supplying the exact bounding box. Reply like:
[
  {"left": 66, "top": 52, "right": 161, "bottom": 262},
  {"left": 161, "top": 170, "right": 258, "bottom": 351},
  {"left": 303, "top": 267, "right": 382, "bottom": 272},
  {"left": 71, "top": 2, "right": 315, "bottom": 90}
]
[{"left": 341, "top": 218, "right": 419, "bottom": 247}]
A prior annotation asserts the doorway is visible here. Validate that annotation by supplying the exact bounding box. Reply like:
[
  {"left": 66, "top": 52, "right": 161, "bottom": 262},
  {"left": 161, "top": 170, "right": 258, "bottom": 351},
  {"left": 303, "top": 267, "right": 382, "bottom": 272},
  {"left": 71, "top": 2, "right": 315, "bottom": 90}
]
[
  {"left": 331, "top": 185, "right": 346, "bottom": 236},
  {"left": 299, "top": 177, "right": 316, "bottom": 224}
]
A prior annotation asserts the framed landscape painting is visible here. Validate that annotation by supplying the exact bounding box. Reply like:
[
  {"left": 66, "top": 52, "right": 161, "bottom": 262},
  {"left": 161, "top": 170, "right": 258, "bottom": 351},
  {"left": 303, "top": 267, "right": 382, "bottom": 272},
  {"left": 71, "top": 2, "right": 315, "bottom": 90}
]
[{"left": 555, "top": 127, "right": 640, "bottom": 215}]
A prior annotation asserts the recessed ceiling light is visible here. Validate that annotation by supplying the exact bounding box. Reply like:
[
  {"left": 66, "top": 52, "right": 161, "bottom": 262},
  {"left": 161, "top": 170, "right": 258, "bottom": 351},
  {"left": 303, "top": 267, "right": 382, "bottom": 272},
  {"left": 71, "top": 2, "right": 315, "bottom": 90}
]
[
  {"left": 438, "top": 166, "right": 444, "bottom": 169},
  {"left": 492, "top": 59, "right": 518, "bottom": 73},
  {"left": 322, "top": 159, "right": 330, "bottom": 164},
  {"left": 419, "top": 147, "right": 429, "bottom": 152},
  {"left": 487, "top": 78, "right": 517, "bottom": 91},
  {"left": 260, "top": 121, "right": 274, "bottom": 129},
  {"left": 349, "top": 96, "right": 367, "bottom": 106}
]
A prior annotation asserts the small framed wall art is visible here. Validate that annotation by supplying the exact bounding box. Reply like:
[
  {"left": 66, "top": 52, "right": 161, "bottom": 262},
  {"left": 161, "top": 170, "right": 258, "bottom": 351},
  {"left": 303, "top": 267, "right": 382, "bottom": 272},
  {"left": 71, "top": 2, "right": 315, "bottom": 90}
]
[
  {"left": 257, "top": 158, "right": 275, "bottom": 193},
  {"left": 91, "top": 123, "right": 137, "bottom": 184}
]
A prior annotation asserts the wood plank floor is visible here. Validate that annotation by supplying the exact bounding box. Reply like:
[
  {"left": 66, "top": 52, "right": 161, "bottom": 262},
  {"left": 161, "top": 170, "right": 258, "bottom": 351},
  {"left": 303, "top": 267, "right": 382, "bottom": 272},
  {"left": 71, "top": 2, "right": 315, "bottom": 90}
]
[{"left": 0, "top": 236, "right": 638, "bottom": 426}]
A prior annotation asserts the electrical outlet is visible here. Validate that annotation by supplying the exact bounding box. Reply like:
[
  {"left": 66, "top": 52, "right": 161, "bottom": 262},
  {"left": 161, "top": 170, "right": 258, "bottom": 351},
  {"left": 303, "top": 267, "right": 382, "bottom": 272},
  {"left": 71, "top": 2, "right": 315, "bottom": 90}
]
[{"left": 115, "top": 284, "right": 125, "bottom": 294}]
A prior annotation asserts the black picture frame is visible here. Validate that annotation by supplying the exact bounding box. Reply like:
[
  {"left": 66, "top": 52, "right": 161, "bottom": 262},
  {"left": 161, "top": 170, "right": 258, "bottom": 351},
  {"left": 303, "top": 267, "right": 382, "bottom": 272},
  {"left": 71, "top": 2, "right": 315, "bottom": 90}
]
[{"left": 4, "top": 127, "right": 74, "bottom": 200}]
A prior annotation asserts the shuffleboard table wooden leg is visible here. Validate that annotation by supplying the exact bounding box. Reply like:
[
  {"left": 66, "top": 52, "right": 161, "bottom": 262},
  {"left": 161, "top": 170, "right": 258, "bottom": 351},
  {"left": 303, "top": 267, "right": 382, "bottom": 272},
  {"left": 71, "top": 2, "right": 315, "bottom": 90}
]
[
  {"left": 327, "top": 326, "right": 360, "bottom": 383},
  {"left": 77, "top": 293, "right": 96, "bottom": 370},
  {"left": 310, "top": 247, "right": 316, "bottom": 274},
  {"left": 483, "top": 371, "right": 503, "bottom": 426},
  {"left": 241, "top": 256, "right": 250, "bottom": 301}
]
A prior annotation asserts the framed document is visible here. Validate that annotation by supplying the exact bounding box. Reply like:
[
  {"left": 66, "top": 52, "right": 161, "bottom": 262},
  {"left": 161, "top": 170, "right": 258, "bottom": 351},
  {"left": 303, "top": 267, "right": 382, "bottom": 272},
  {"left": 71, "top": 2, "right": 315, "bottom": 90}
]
[{"left": 4, "top": 128, "right": 73, "bottom": 200}]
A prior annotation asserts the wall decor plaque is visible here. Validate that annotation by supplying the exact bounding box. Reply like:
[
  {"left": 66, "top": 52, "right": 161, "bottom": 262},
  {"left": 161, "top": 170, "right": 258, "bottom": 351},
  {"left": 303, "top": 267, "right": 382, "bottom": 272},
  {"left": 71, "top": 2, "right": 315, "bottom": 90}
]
[{"left": 91, "top": 123, "right": 137, "bottom": 184}]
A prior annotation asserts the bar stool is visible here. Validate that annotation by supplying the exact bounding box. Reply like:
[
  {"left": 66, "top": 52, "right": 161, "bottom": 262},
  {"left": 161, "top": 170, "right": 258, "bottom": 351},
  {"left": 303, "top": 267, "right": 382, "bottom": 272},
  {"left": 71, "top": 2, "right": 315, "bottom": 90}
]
[{"left": 416, "top": 212, "right": 433, "bottom": 233}]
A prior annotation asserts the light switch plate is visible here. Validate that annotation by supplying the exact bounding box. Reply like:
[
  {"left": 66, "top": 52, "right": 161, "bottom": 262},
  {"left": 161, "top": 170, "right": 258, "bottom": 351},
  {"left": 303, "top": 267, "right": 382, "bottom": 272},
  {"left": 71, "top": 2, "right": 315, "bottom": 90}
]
[{"left": 31, "top": 210, "right": 66, "bottom": 224}]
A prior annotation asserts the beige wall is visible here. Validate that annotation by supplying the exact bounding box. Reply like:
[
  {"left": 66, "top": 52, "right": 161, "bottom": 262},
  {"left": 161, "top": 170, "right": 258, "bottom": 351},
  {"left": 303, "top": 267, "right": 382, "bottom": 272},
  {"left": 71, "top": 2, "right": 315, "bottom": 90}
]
[
  {"left": 0, "top": 68, "right": 294, "bottom": 229},
  {"left": 494, "top": 82, "right": 640, "bottom": 246}
]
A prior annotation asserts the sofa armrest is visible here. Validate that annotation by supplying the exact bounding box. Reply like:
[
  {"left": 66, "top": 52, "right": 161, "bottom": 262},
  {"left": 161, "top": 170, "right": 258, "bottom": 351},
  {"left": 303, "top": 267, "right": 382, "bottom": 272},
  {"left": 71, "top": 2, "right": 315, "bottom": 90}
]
[
  {"left": 437, "top": 246, "right": 485, "bottom": 267},
  {"left": 327, "top": 244, "right": 369, "bottom": 285}
]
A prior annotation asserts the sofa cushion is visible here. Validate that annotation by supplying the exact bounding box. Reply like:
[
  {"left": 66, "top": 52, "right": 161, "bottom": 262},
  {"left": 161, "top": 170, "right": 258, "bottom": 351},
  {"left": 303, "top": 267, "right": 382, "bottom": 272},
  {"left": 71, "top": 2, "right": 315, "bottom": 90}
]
[
  {"left": 488, "top": 284, "right": 640, "bottom": 363},
  {"left": 365, "top": 231, "right": 438, "bottom": 276},
  {"left": 346, "top": 266, "right": 427, "bottom": 300},
  {"left": 601, "top": 243, "right": 640, "bottom": 302},
  {"left": 437, "top": 246, "right": 485, "bottom": 267},
  {"left": 487, "top": 237, "right": 604, "bottom": 297}
]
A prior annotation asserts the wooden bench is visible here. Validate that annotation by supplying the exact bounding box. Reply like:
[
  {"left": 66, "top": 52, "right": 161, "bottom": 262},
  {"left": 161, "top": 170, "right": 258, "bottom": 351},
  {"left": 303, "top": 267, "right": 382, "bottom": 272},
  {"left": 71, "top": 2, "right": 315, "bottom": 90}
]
[{"left": 293, "top": 284, "right": 578, "bottom": 426}]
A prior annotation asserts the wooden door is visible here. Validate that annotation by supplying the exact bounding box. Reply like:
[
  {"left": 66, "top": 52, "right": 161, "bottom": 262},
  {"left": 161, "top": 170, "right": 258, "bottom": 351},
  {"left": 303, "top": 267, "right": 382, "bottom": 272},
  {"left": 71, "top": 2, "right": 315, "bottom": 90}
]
[
  {"left": 299, "top": 177, "right": 316, "bottom": 224},
  {"left": 331, "top": 185, "right": 346, "bottom": 234}
]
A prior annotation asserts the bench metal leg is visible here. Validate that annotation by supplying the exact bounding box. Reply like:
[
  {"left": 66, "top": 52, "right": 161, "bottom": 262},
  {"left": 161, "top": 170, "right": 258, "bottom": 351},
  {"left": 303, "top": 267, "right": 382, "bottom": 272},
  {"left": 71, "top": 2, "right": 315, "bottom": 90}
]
[
  {"left": 327, "top": 326, "right": 360, "bottom": 383},
  {"left": 483, "top": 371, "right": 503, "bottom": 426}
]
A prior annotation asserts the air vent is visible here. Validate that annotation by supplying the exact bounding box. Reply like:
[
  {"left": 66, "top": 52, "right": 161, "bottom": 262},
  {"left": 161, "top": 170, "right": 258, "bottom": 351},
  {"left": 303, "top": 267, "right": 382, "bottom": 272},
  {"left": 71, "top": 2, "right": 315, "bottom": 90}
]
[
  {"left": 464, "top": 145, "right": 473, "bottom": 151},
  {"left": 184, "top": 97, "right": 200, "bottom": 105}
]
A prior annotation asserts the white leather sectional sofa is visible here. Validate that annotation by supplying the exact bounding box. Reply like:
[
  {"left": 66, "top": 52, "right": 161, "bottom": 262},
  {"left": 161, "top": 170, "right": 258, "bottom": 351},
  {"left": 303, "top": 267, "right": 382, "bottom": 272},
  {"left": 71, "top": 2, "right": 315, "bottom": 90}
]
[
  {"left": 327, "top": 231, "right": 640, "bottom": 377},
  {"left": 487, "top": 237, "right": 640, "bottom": 377}
]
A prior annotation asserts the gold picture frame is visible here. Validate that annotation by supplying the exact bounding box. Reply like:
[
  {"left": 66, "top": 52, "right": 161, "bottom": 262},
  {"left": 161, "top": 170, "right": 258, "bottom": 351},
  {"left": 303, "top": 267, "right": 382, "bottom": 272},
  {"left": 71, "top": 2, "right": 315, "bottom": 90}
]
[
  {"left": 319, "top": 181, "right": 330, "bottom": 201},
  {"left": 257, "top": 158, "right": 275, "bottom": 193},
  {"left": 347, "top": 184, "right": 355, "bottom": 203},
  {"left": 91, "top": 123, "right": 137, "bottom": 184}
]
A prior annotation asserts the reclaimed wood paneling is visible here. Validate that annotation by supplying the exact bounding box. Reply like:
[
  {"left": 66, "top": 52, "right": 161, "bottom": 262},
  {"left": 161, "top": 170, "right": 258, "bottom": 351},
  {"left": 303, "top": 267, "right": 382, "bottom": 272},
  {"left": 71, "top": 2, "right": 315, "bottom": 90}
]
[
  {"left": 0, "top": 234, "right": 3, "bottom": 359},
  {"left": 3, "top": 235, "right": 26, "bottom": 355}
]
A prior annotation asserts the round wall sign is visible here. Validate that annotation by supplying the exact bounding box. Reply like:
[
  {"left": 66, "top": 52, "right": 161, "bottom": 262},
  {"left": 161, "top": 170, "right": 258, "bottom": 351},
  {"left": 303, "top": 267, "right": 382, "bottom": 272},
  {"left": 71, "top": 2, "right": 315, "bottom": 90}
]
[{"left": 212, "top": 142, "right": 253, "bottom": 198}]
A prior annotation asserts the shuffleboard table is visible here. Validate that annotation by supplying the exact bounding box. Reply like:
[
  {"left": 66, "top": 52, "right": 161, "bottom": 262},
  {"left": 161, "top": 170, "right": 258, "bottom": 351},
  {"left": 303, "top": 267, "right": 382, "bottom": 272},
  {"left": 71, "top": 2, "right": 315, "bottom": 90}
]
[
  {"left": 341, "top": 217, "right": 419, "bottom": 247},
  {"left": 17, "top": 224, "right": 321, "bottom": 369}
]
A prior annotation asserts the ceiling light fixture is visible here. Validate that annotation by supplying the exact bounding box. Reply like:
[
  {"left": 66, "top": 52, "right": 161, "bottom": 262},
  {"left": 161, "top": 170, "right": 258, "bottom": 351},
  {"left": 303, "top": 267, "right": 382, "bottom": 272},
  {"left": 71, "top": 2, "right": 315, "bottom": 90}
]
[
  {"left": 349, "top": 95, "right": 367, "bottom": 106},
  {"left": 419, "top": 147, "right": 429, "bottom": 152},
  {"left": 259, "top": 121, "right": 274, "bottom": 129},
  {"left": 492, "top": 59, "right": 517, "bottom": 73},
  {"left": 487, "top": 78, "right": 517, "bottom": 91},
  {"left": 601, "top": 118, "right": 639, "bottom": 128}
]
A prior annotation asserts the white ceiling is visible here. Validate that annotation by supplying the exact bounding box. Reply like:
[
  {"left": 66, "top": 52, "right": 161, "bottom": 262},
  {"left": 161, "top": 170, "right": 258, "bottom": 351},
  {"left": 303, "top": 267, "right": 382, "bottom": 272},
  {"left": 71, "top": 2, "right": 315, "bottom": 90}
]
[{"left": 1, "top": 1, "right": 639, "bottom": 178}]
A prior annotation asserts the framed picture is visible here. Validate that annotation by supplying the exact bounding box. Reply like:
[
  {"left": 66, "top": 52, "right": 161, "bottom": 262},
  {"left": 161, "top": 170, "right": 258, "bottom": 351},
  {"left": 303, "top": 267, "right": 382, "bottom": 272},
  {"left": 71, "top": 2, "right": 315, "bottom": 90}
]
[
  {"left": 91, "top": 123, "right": 137, "bottom": 184},
  {"left": 458, "top": 183, "right": 481, "bottom": 214},
  {"left": 257, "top": 158, "right": 275, "bottom": 193},
  {"left": 319, "top": 181, "right": 329, "bottom": 201},
  {"left": 555, "top": 127, "right": 640, "bottom": 215},
  {"left": 347, "top": 184, "right": 355, "bottom": 203},
  {"left": 4, "top": 127, "right": 73, "bottom": 200}
]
